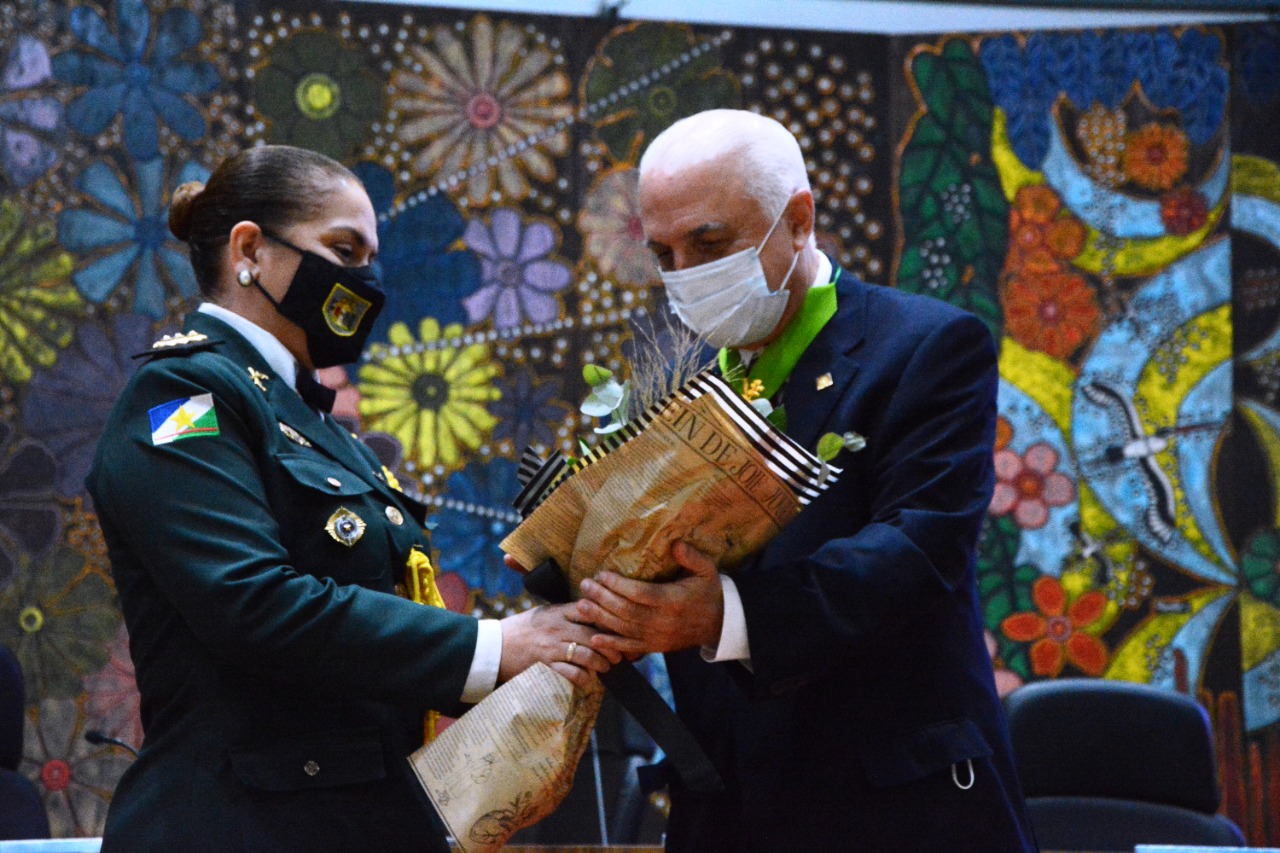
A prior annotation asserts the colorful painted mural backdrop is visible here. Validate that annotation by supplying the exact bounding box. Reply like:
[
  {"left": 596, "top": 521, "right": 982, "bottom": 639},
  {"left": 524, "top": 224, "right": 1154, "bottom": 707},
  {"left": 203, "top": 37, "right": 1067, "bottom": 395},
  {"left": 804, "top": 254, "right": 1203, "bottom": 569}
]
[
  {"left": 0, "top": 0, "right": 1278, "bottom": 841},
  {"left": 894, "top": 26, "right": 1280, "bottom": 842}
]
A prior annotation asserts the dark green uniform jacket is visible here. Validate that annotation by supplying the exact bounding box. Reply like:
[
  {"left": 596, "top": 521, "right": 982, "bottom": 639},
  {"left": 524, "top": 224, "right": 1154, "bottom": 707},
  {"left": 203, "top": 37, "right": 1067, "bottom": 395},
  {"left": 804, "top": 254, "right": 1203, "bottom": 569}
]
[{"left": 86, "top": 311, "right": 475, "bottom": 853}]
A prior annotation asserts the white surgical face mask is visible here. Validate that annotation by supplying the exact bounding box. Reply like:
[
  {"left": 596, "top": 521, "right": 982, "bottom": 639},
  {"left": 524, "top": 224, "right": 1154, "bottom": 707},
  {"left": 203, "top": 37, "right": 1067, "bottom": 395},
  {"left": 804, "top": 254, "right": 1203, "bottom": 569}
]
[{"left": 660, "top": 202, "right": 802, "bottom": 349}]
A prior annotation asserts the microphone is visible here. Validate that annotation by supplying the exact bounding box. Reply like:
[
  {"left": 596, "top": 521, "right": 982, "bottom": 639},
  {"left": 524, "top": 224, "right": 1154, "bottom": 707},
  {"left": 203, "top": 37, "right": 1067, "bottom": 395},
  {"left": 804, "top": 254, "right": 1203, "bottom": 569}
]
[{"left": 84, "top": 730, "right": 139, "bottom": 758}]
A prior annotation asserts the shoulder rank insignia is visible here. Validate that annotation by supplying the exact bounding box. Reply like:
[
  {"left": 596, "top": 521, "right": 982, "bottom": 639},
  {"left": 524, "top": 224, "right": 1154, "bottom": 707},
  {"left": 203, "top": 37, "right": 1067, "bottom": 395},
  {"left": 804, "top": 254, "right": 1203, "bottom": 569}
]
[
  {"left": 279, "top": 422, "right": 312, "bottom": 448},
  {"left": 152, "top": 331, "right": 208, "bottom": 349},
  {"left": 132, "top": 330, "right": 217, "bottom": 361},
  {"left": 325, "top": 507, "right": 366, "bottom": 547}
]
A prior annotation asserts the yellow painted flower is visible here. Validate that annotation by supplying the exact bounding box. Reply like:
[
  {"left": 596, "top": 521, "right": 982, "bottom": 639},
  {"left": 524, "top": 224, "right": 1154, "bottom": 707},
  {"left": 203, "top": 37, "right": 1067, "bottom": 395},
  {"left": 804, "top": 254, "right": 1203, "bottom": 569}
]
[
  {"left": 358, "top": 319, "right": 501, "bottom": 471},
  {"left": 389, "top": 14, "right": 572, "bottom": 207}
]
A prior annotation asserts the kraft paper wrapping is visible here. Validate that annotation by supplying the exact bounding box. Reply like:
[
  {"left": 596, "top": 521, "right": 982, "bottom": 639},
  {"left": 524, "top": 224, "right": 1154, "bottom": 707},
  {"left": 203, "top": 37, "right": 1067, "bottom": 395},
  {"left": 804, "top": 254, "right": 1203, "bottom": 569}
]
[
  {"left": 410, "top": 664, "right": 603, "bottom": 853},
  {"left": 501, "top": 371, "right": 835, "bottom": 590}
]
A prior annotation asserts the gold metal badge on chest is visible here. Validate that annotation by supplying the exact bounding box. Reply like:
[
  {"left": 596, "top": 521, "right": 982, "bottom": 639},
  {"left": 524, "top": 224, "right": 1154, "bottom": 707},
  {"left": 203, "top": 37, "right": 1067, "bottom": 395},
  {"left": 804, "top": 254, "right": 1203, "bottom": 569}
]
[
  {"left": 325, "top": 507, "right": 366, "bottom": 547},
  {"left": 279, "top": 422, "right": 312, "bottom": 447}
]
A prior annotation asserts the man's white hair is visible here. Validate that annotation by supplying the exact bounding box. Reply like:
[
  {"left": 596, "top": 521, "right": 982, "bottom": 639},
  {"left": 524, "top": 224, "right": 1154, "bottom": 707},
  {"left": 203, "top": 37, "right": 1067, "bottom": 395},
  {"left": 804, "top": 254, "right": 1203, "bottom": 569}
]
[{"left": 638, "top": 109, "right": 810, "bottom": 220}]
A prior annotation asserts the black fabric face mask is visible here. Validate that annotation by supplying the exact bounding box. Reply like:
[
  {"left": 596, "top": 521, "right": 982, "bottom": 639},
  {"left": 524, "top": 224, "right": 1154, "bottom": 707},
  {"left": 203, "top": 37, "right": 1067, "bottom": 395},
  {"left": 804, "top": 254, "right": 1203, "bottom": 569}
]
[{"left": 253, "top": 230, "right": 385, "bottom": 368}]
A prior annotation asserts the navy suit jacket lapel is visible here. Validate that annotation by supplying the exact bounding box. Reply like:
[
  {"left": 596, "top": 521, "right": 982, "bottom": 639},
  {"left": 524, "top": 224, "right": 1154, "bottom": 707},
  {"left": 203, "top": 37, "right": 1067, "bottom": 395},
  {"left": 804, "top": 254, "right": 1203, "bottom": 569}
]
[{"left": 783, "top": 269, "right": 866, "bottom": 451}]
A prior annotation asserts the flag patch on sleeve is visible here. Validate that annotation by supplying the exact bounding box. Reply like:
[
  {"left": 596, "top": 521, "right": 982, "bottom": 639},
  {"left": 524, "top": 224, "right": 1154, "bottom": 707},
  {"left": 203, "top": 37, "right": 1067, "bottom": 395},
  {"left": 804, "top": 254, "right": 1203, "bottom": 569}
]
[{"left": 149, "top": 393, "right": 220, "bottom": 445}]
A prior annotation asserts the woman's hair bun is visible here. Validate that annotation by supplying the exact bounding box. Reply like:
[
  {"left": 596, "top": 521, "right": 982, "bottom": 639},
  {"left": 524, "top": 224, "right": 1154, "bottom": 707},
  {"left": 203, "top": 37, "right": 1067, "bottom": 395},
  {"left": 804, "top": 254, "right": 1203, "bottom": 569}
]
[{"left": 168, "top": 180, "right": 206, "bottom": 241}]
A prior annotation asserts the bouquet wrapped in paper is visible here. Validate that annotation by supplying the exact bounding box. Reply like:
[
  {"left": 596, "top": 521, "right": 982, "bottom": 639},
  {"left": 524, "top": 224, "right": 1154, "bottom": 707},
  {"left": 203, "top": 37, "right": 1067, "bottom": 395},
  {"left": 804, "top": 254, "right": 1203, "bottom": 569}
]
[
  {"left": 504, "top": 368, "right": 839, "bottom": 588},
  {"left": 410, "top": 368, "right": 841, "bottom": 851}
]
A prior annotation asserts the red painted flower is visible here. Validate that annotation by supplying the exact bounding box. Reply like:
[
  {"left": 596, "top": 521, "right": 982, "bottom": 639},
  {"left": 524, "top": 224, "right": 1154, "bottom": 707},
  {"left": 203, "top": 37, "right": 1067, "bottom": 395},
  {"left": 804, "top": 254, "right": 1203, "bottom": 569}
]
[
  {"left": 1001, "top": 576, "right": 1108, "bottom": 677},
  {"left": 1160, "top": 187, "right": 1209, "bottom": 237},
  {"left": 991, "top": 442, "right": 1075, "bottom": 529},
  {"left": 1003, "top": 271, "right": 1101, "bottom": 360}
]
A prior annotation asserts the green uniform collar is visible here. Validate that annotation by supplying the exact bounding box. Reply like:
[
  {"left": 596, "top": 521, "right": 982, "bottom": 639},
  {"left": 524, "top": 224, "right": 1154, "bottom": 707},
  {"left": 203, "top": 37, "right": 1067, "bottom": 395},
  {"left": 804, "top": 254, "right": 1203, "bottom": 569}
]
[{"left": 719, "top": 264, "right": 841, "bottom": 402}]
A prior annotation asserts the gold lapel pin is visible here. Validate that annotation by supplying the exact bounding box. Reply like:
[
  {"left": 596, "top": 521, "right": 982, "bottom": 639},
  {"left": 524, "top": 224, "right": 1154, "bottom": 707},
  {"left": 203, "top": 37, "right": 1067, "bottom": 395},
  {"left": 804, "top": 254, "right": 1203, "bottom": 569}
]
[
  {"left": 816, "top": 372, "right": 834, "bottom": 391},
  {"left": 278, "top": 422, "right": 312, "bottom": 448},
  {"left": 247, "top": 367, "right": 269, "bottom": 392}
]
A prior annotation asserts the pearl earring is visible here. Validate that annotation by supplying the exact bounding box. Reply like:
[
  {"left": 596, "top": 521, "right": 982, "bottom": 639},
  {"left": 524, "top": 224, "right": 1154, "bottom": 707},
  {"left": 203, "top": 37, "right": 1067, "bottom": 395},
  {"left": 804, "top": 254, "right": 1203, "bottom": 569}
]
[{"left": 237, "top": 269, "right": 254, "bottom": 287}]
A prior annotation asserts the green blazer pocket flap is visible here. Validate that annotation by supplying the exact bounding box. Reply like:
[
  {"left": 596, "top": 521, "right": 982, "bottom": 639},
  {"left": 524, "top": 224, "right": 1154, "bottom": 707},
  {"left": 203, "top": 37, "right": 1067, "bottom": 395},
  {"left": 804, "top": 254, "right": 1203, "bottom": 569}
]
[
  {"left": 857, "top": 719, "right": 992, "bottom": 788},
  {"left": 231, "top": 728, "right": 387, "bottom": 792},
  {"left": 277, "top": 452, "right": 374, "bottom": 498}
]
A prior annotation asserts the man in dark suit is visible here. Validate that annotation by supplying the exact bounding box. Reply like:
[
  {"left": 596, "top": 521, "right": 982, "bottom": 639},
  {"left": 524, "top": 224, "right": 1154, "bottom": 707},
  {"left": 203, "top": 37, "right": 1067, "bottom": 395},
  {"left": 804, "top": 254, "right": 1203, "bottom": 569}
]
[{"left": 577, "top": 109, "right": 1037, "bottom": 851}]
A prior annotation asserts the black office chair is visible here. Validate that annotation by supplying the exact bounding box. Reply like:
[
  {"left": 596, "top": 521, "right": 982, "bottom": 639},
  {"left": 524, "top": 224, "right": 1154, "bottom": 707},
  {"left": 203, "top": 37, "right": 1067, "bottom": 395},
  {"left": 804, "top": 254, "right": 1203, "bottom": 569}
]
[
  {"left": 1004, "top": 678, "right": 1245, "bottom": 852},
  {"left": 0, "top": 643, "right": 50, "bottom": 840}
]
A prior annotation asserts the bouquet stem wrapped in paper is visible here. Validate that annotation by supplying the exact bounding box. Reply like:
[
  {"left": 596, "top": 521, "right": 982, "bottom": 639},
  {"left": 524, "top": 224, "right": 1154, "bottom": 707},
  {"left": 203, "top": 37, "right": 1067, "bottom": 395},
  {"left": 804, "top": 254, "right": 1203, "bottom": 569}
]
[{"left": 410, "top": 369, "right": 838, "bottom": 849}]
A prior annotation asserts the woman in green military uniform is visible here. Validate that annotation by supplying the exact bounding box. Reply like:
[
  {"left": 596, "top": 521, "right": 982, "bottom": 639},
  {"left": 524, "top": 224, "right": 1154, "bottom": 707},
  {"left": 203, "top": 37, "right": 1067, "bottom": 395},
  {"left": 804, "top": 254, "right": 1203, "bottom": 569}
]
[{"left": 86, "top": 145, "right": 607, "bottom": 853}]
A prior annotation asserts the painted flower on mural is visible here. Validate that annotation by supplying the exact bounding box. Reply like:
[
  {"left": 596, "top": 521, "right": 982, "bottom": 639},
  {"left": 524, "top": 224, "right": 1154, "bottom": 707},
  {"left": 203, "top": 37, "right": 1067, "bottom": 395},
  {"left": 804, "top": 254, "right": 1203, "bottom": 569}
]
[
  {"left": 350, "top": 162, "right": 479, "bottom": 337},
  {"left": 358, "top": 319, "right": 501, "bottom": 472},
  {"left": 0, "top": 420, "right": 61, "bottom": 589},
  {"left": 51, "top": 0, "right": 218, "bottom": 160},
  {"left": 985, "top": 629, "right": 1024, "bottom": 697},
  {"left": 991, "top": 442, "right": 1075, "bottom": 530},
  {"left": 1013, "top": 184, "right": 1061, "bottom": 224},
  {"left": 23, "top": 313, "right": 155, "bottom": 500},
  {"left": 22, "top": 698, "right": 133, "bottom": 837},
  {"left": 462, "top": 209, "right": 571, "bottom": 329},
  {"left": 0, "top": 34, "right": 63, "bottom": 187},
  {"left": 0, "top": 546, "right": 121, "bottom": 699},
  {"left": 58, "top": 156, "right": 209, "bottom": 318},
  {"left": 1001, "top": 576, "right": 1108, "bottom": 677},
  {"left": 84, "top": 625, "right": 143, "bottom": 750},
  {"left": 578, "top": 168, "right": 660, "bottom": 287},
  {"left": 252, "top": 29, "right": 382, "bottom": 161},
  {"left": 1121, "top": 122, "right": 1190, "bottom": 192},
  {"left": 431, "top": 458, "right": 523, "bottom": 600},
  {"left": 492, "top": 369, "right": 569, "bottom": 455},
  {"left": 1159, "top": 186, "right": 1210, "bottom": 237},
  {"left": 980, "top": 30, "right": 1226, "bottom": 168},
  {"left": 391, "top": 14, "right": 572, "bottom": 207},
  {"left": 1004, "top": 184, "right": 1086, "bottom": 275},
  {"left": 1003, "top": 271, "right": 1101, "bottom": 361},
  {"left": 0, "top": 198, "right": 82, "bottom": 384},
  {"left": 1241, "top": 528, "right": 1280, "bottom": 608},
  {"left": 584, "top": 22, "right": 738, "bottom": 164}
]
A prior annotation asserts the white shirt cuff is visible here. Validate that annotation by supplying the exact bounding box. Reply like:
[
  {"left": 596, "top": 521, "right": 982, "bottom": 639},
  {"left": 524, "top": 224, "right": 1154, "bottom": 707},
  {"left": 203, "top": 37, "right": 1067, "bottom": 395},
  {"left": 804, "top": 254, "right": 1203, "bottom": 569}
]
[
  {"left": 460, "top": 619, "right": 502, "bottom": 703},
  {"left": 701, "top": 575, "right": 751, "bottom": 665}
]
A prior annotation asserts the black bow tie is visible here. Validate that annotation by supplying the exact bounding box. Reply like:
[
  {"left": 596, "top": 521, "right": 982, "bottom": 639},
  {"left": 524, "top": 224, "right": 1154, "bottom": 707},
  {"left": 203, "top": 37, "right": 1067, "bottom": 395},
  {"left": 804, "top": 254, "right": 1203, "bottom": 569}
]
[{"left": 296, "top": 370, "right": 336, "bottom": 414}]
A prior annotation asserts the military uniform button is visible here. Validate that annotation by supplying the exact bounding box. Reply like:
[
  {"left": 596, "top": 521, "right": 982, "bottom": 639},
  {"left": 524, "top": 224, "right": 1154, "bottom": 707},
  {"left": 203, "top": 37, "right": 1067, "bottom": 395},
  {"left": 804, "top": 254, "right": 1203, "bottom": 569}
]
[
  {"left": 326, "top": 477, "right": 341, "bottom": 489},
  {"left": 385, "top": 506, "right": 404, "bottom": 525},
  {"left": 304, "top": 760, "right": 319, "bottom": 777}
]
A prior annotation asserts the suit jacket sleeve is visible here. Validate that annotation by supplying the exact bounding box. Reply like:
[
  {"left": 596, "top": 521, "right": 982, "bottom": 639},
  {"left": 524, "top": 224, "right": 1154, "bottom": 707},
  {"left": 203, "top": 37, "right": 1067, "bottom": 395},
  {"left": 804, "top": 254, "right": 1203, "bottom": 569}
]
[
  {"left": 89, "top": 353, "right": 478, "bottom": 710},
  {"left": 731, "top": 311, "right": 998, "bottom": 695}
]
